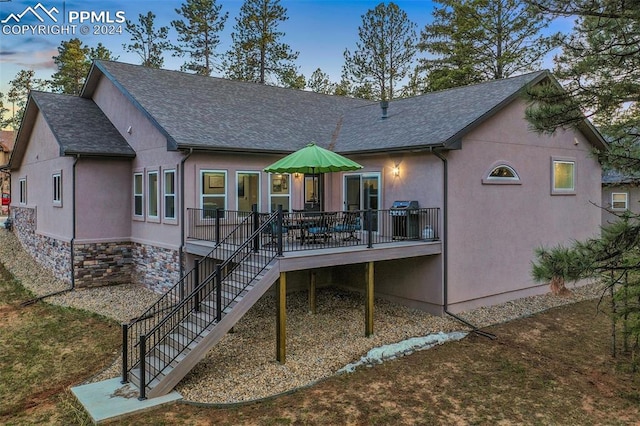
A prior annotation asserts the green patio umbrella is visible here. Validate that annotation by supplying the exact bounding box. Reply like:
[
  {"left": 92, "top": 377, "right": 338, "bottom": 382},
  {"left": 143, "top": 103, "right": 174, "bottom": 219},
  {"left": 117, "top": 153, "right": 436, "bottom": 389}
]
[{"left": 263, "top": 143, "right": 363, "bottom": 174}]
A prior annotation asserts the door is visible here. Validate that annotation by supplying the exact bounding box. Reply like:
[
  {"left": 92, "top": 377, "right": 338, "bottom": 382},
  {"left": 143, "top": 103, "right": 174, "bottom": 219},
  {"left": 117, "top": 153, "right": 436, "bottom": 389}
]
[
  {"left": 237, "top": 172, "right": 260, "bottom": 213},
  {"left": 344, "top": 173, "right": 380, "bottom": 231},
  {"left": 304, "top": 173, "right": 323, "bottom": 211}
]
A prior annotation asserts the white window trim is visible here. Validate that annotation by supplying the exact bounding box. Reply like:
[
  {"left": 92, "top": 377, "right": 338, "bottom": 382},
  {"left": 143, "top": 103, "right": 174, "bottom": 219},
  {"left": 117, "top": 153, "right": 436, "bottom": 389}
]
[
  {"left": 268, "top": 173, "right": 291, "bottom": 213},
  {"left": 200, "top": 170, "right": 227, "bottom": 217},
  {"left": 342, "top": 172, "right": 383, "bottom": 211},
  {"left": 147, "top": 170, "right": 160, "bottom": 222},
  {"left": 133, "top": 172, "right": 144, "bottom": 220},
  {"left": 482, "top": 162, "right": 522, "bottom": 185},
  {"left": 19, "top": 178, "right": 27, "bottom": 205},
  {"left": 163, "top": 169, "right": 177, "bottom": 222},
  {"left": 611, "top": 192, "right": 628, "bottom": 210},
  {"left": 52, "top": 171, "right": 62, "bottom": 207},
  {"left": 551, "top": 157, "right": 576, "bottom": 195}
]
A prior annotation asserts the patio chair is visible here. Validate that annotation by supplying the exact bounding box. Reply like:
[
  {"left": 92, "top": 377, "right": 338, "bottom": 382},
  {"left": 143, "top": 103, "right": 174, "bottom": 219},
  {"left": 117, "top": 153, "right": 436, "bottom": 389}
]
[
  {"left": 305, "top": 212, "right": 337, "bottom": 244},
  {"left": 333, "top": 211, "right": 361, "bottom": 241},
  {"left": 261, "top": 214, "right": 288, "bottom": 247}
]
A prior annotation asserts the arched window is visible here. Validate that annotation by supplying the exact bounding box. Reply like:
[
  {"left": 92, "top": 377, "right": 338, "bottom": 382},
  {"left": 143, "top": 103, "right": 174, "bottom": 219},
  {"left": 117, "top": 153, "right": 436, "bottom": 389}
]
[
  {"left": 482, "top": 163, "right": 521, "bottom": 184},
  {"left": 489, "top": 165, "right": 518, "bottom": 179}
]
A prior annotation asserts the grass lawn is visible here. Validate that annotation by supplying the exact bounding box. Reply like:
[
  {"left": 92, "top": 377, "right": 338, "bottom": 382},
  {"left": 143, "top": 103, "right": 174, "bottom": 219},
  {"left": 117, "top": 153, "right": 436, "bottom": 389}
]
[
  {"left": 2, "top": 263, "right": 640, "bottom": 425},
  {"left": 0, "top": 265, "right": 121, "bottom": 425}
]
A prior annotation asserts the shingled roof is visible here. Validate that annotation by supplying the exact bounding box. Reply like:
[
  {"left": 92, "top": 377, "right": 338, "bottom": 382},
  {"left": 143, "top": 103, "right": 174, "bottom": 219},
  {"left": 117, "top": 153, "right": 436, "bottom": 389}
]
[
  {"left": 81, "top": 61, "right": 606, "bottom": 155},
  {"left": 602, "top": 169, "right": 640, "bottom": 185},
  {"left": 8, "top": 92, "right": 134, "bottom": 170},
  {"left": 82, "top": 60, "right": 371, "bottom": 153},
  {"left": 335, "top": 71, "right": 549, "bottom": 153}
]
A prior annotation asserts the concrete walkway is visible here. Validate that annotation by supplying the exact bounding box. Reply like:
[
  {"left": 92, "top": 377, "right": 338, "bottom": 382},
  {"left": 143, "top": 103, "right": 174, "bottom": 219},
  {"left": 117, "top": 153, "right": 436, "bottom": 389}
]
[{"left": 71, "top": 378, "right": 182, "bottom": 424}]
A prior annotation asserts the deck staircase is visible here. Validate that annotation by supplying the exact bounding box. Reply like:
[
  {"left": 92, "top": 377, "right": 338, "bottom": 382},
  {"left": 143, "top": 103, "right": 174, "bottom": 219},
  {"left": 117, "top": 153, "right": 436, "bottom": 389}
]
[{"left": 122, "top": 210, "right": 284, "bottom": 399}]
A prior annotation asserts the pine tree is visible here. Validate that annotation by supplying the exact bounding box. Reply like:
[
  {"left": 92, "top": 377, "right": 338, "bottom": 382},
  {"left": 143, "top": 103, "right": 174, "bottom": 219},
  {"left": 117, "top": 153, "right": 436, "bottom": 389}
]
[
  {"left": 279, "top": 69, "right": 306, "bottom": 89},
  {"left": 223, "top": 0, "right": 299, "bottom": 85},
  {"left": 6, "top": 70, "right": 50, "bottom": 131},
  {"left": 307, "top": 68, "right": 336, "bottom": 94},
  {"left": 124, "top": 11, "right": 172, "bottom": 68},
  {"left": 526, "top": 1, "right": 640, "bottom": 365},
  {"left": 343, "top": 2, "right": 417, "bottom": 101},
  {"left": 419, "top": 0, "right": 558, "bottom": 91},
  {"left": 0, "top": 93, "right": 10, "bottom": 130},
  {"left": 526, "top": 2, "right": 640, "bottom": 170},
  {"left": 172, "top": 0, "right": 228, "bottom": 75},
  {"left": 51, "top": 39, "right": 117, "bottom": 95}
]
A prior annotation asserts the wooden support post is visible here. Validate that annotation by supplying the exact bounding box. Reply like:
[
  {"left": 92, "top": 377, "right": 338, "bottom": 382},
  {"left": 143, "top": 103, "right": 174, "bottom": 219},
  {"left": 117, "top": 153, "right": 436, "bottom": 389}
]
[
  {"left": 365, "top": 261, "right": 374, "bottom": 337},
  {"left": 309, "top": 270, "right": 317, "bottom": 314},
  {"left": 276, "top": 271, "right": 287, "bottom": 363}
]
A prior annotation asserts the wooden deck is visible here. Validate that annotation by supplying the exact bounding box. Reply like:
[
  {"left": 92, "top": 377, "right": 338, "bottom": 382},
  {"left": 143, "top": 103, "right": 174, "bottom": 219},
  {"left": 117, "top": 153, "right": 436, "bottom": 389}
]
[{"left": 185, "top": 238, "right": 442, "bottom": 272}]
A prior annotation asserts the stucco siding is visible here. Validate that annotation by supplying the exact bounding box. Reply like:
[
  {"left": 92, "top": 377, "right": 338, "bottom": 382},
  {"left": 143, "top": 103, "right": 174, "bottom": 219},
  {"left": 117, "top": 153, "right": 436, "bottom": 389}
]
[
  {"left": 446, "top": 98, "right": 602, "bottom": 312},
  {"left": 92, "top": 75, "right": 168, "bottom": 153},
  {"left": 91, "top": 74, "right": 185, "bottom": 249},
  {"left": 75, "top": 158, "right": 131, "bottom": 241},
  {"left": 10, "top": 112, "right": 74, "bottom": 240}
]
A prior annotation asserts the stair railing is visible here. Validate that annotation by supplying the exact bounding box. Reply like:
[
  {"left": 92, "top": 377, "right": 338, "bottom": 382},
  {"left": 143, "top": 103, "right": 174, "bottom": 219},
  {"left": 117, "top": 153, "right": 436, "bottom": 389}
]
[
  {"left": 121, "top": 207, "right": 257, "bottom": 387},
  {"left": 125, "top": 209, "right": 282, "bottom": 399}
]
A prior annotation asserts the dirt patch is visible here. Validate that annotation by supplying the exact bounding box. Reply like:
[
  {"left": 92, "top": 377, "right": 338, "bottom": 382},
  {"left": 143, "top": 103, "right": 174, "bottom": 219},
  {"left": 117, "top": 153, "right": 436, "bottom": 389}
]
[
  {"left": 126, "top": 298, "right": 640, "bottom": 425},
  {"left": 0, "top": 304, "right": 19, "bottom": 324}
]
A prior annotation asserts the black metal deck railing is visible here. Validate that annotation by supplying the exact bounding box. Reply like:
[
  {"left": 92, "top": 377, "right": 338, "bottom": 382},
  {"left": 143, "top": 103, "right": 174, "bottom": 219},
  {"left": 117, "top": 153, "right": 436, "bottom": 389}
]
[
  {"left": 187, "top": 207, "right": 440, "bottom": 252},
  {"left": 122, "top": 207, "right": 275, "bottom": 398}
]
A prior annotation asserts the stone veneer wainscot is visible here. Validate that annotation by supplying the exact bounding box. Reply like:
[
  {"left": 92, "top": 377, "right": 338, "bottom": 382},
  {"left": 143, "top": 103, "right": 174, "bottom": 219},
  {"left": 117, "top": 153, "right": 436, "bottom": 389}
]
[
  {"left": 73, "top": 242, "right": 134, "bottom": 288},
  {"left": 12, "top": 206, "right": 72, "bottom": 284},
  {"left": 132, "top": 242, "right": 181, "bottom": 293},
  {"left": 12, "top": 207, "right": 180, "bottom": 291}
]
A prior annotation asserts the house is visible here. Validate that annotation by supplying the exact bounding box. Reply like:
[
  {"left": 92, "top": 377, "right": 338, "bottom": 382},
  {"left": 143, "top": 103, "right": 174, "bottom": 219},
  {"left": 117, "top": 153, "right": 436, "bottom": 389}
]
[
  {"left": 6, "top": 60, "right": 606, "bottom": 398},
  {"left": 0, "top": 130, "right": 14, "bottom": 213},
  {"left": 0, "top": 130, "right": 15, "bottom": 166},
  {"left": 602, "top": 169, "right": 640, "bottom": 225}
]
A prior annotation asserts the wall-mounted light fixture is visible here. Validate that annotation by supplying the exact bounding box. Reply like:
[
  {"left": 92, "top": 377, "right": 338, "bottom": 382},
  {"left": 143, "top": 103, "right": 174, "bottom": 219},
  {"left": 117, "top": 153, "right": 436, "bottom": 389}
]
[
  {"left": 392, "top": 165, "right": 400, "bottom": 177},
  {"left": 294, "top": 173, "right": 301, "bottom": 179}
]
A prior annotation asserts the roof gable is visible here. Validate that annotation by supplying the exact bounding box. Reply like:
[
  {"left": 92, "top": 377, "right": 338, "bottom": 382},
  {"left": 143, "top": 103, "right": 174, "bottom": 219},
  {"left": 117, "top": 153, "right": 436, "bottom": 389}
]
[
  {"left": 335, "top": 71, "right": 549, "bottom": 153},
  {"left": 8, "top": 91, "right": 134, "bottom": 170}
]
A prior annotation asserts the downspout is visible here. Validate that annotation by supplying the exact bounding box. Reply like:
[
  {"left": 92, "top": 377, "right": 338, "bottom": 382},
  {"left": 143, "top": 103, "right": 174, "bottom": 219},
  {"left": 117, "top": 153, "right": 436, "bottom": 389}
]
[
  {"left": 22, "top": 154, "right": 79, "bottom": 306},
  {"left": 70, "top": 153, "right": 79, "bottom": 290},
  {"left": 179, "top": 148, "right": 194, "bottom": 278},
  {"left": 431, "top": 148, "right": 495, "bottom": 340}
]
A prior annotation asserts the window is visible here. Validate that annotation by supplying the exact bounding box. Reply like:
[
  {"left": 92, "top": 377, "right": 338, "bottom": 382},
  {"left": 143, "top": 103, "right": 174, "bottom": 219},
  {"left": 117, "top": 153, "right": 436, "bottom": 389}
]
[
  {"left": 201, "top": 170, "right": 226, "bottom": 218},
  {"left": 133, "top": 173, "right": 143, "bottom": 217},
  {"left": 147, "top": 171, "right": 159, "bottom": 219},
  {"left": 612, "top": 192, "right": 628, "bottom": 210},
  {"left": 52, "top": 172, "right": 62, "bottom": 206},
  {"left": 270, "top": 173, "right": 290, "bottom": 212},
  {"left": 483, "top": 163, "right": 521, "bottom": 185},
  {"left": 552, "top": 158, "right": 576, "bottom": 194},
  {"left": 19, "top": 178, "right": 26, "bottom": 204},
  {"left": 164, "top": 170, "right": 176, "bottom": 220}
]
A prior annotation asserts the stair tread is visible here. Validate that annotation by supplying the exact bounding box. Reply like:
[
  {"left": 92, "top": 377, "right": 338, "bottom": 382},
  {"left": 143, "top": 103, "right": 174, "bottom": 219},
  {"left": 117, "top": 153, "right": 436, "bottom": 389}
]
[{"left": 123, "top": 242, "right": 279, "bottom": 398}]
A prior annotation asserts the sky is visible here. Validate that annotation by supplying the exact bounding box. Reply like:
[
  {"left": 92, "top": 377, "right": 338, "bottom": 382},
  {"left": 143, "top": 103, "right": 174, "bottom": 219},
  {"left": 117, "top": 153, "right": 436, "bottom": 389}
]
[{"left": 0, "top": 0, "right": 573, "bottom": 100}]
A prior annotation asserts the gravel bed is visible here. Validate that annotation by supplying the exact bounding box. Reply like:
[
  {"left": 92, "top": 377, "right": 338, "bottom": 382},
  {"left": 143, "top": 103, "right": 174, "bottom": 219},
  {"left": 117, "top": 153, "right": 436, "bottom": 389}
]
[
  {"left": 0, "top": 230, "right": 159, "bottom": 323},
  {"left": 0, "top": 229, "right": 605, "bottom": 404}
]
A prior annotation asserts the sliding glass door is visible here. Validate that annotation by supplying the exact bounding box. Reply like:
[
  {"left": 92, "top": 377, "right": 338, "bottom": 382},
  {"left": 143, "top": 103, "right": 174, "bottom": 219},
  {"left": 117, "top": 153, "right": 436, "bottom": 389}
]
[{"left": 344, "top": 173, "right": 380, "bottom": 231}]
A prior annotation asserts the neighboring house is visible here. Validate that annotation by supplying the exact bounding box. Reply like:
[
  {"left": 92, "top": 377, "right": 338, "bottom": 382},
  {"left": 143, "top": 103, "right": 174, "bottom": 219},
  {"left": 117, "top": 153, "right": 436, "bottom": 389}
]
[
  {"left": 0, "top": 130, "right": 14, "bottom": 214},
  {"left": 602, "top": 169, "right": 640, "bottom": 225},
  {"left": 0, "top": 130, "right": 15, "bottom": 166},
  {"left": 6, "top": 61, "right": 606, "bottom": 397},
  {"left": 7, "top": 60, "right": 605, "bottom": 311}
]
